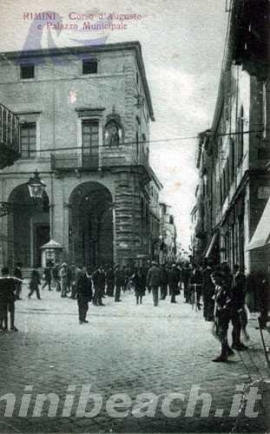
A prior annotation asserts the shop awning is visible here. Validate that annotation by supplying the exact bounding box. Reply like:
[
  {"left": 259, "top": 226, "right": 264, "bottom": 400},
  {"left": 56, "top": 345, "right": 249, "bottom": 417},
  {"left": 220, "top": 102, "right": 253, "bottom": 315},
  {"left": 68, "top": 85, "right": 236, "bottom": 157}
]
[
  {"left": 246, "top": 197, "right": 270, "bottom": 251},
  {"left": 204, "top": 232, "right": 218, "bottom": 258}
]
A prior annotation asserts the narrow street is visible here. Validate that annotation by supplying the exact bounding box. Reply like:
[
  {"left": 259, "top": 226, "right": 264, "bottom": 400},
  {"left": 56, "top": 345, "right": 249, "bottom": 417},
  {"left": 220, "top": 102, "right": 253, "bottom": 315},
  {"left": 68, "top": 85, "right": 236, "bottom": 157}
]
[{"left": 0, "top": 283, "right": 269, "bottom": 433}]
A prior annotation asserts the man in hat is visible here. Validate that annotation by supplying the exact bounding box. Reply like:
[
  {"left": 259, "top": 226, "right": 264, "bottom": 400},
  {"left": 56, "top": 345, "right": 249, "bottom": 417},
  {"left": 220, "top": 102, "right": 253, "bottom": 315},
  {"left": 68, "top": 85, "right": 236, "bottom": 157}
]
[
  {"left": 168, "top": 264, "right": 180, "bottom": 303},
  {"left": 76, "top": 267, "right": 92, "bottom": 324},
  {"left": 147, "top": 261, "right": 161, "bottom": 307}
]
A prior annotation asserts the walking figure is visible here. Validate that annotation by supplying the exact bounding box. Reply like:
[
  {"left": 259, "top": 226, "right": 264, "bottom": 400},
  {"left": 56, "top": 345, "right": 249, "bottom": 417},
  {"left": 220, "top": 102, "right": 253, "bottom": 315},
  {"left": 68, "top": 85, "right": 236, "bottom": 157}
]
[
  {"left": 76, "top": 267, "right": 92, "bottom": 324},
  {"left": 211, "top": 271, "right": 233, "bottom": 362},
  {"left": 42, "top": 265, "right": 52, "bottom": 291},
  {"left": 28, "top": 269, "right": 41, "bottom": 300},
  {"left": 131, "top": 268, "right": 146, "bottom": 305},
  {"left": 147, "top": 261, "right": 161, "bottom": 307}
]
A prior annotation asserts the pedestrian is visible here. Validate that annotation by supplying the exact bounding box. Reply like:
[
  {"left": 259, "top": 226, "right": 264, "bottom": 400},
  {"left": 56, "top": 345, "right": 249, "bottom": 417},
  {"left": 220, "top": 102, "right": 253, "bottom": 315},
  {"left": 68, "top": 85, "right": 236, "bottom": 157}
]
[
  {"left": 131, "top": 268, "right": 146, "bottom": 304},
  {"left": 146, "top": 261, "right": 161, "bottom": 307},
  {"left": 59, "top": 263, "right": 68, "bottom": 298},
  {"left": 0, "top": 268, "right": 10, "bottom": 331},
  {"left": 70, "top": 265, "right": 81, "bottom": 299},
  {"left": 190, "top": 263, "right": 203, "bottom": 309},
  {"left": 0, "top": 267, "right": 18, "bottom": 331},
  {"left": 256, "top": 271, "right": 270, "bottom": 329},
  {"left": 123, "top": 266, "right": 130, "bottom": 292},
  {"left": 168, "top": 264, "right": 180, "bottom": 303},
  {"left": 106, "top": 265, "right": 114, "bottom": 297},
  {"left": 230, "top": 264, "right": 248, "bottom": 351},
  {"left": 182, "top": 263, "right": 191, "bottom": 303},
  {"left": 92, "top": 265, "right": 106, "bottom": 306},
  {"left": 66, "top": 264, "right": 72, "bottom": 294},
  {"left": 28, "top": 269, "right": 41, "bottom": 300},
  {"left": 76, "top": 267, "right": 92, "bottom": 324},
  {"left": 202, "top": 261, "right": 215, "bottom": 321},
  {"left": 52, "top": 263, "right": 61, "bottom": 292},
  {"left": 160, "top": 264, "right": 168, "bottom": 300},
  {"left": 114, "top": 265, "right": 125, "bottom": 302},
  {"left": 42, "top": 265, "right": 52, "bottom": 291},
  {"left": 211, "top": 271, "right": 234, "bottom": 362},
  {"left": 14, "top": 262, "right": 23, "bottom": 300}
]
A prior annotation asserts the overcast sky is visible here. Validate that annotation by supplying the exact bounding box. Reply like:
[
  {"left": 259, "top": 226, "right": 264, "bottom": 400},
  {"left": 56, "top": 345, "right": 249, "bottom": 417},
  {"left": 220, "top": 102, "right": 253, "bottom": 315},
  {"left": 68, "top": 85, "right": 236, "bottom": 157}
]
[{"left": 0, "top": 0, "right": 228, "bottom": 249}]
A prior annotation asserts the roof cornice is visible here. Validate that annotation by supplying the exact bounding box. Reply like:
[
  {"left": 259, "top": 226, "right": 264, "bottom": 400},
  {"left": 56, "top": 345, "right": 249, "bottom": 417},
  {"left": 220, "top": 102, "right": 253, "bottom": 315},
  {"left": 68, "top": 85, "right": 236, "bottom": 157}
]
[{"left": 0, "top": 41, "right": 155, "bottom": 121}]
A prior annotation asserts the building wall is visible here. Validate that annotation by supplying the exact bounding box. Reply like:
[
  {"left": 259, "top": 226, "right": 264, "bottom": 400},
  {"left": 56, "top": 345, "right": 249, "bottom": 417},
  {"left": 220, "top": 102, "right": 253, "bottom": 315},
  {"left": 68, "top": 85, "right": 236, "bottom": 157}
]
[{"left": 0, "top": 44, "right": 157, "bottom": 268}]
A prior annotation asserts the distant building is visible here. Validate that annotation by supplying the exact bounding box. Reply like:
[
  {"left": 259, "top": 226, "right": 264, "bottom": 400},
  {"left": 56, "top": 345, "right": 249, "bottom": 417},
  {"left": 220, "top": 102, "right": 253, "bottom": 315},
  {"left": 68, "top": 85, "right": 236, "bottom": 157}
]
[
  {"left": 159, "top": 202, "right": 177, "bottom": 264},
  {"left": 0, "top": 102, "right": 19, "bottom": 170},
  {"left": 0, "top": 41, "right": 161, "bottom": 268},
  {"left": 191, "top": 0, "right": 270, "bottom": 273},
  {"left": 148, "top": 176, "right": 163, "bottom": 263}
]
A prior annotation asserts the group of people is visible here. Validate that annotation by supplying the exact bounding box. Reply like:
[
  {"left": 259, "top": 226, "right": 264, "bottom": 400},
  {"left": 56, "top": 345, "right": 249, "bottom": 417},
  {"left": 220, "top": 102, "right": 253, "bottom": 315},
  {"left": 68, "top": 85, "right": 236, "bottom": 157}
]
[{"left": 1, "top": 260, "right": 269, "bottom": 365}]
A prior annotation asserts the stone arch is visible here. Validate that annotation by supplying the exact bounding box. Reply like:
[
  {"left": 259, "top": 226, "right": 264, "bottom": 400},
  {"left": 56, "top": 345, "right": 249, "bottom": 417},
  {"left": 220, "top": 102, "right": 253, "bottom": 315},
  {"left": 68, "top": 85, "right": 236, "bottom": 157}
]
[
  {"left": 69, "top": 182, "right": 113, "bottom": 268},
  {"left": 8, "top": 183, "right": 50, "bottom": 268}
]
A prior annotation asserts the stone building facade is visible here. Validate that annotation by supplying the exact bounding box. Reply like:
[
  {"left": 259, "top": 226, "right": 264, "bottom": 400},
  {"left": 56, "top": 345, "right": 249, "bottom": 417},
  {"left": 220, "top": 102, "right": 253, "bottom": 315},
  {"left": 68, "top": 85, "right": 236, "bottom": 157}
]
[
  {"left": 0, "top": 41, "right": 160, "bottom": 269},
  {"left": 191, "top": 0, "right": 270, "bottom": 273}
]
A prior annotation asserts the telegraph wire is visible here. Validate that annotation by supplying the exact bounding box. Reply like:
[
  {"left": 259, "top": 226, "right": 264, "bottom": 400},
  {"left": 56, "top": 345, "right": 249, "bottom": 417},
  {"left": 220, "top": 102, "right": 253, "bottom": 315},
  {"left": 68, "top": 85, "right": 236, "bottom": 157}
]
[{"left": 8, "top": 128, "right": 266, "bottom": 155}]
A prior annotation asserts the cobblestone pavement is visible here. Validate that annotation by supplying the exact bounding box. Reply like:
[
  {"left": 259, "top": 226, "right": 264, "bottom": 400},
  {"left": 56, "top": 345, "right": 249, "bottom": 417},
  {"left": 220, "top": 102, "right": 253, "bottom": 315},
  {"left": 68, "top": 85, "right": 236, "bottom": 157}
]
[{"left": 0, "top": 283, "right": 270, "bottom": 433}]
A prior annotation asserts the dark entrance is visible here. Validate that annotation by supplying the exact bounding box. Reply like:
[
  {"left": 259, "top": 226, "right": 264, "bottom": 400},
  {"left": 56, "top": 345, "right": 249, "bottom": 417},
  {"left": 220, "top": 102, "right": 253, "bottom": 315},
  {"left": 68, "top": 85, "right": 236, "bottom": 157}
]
[
  {"left": 35, "top": 224, "right": 50, "bottom": 267},
  {"left": 8, "top": 184, "right": 50, "bottom": 268},
  {"left": 69, "top": 182, "right": 113, "bottom": 268}
]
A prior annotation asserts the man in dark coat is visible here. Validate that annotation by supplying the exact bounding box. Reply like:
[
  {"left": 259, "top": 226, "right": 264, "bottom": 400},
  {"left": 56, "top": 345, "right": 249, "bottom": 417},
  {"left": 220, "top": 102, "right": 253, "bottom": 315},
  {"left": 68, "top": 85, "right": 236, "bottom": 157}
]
[
  {"left": 202, "top": 262, "right": 215, "bottom": 321},
  {"left": 160, "top": 264, "right": 168, "bottom": 300},
  {"left": 114, "top": 265, "right": 125, "bottom": 302},
  {"left": 182, "top": 263, "right": 191, "bottom": 302},
  {"left": 146, "top": 262, "right": 161, "bottom": 306},
  {"left": 0, "top": 267, "right": 18, "bottom": 331},
  {"left": 106, "top": 266, "right": 114, "bottom": 297},
  {"left": 231, "top": 264, "right": 248, "bottom": 350},
  {"left": 76, "top": 267, "right": 92, "bottom": 324},
  {"left": 92, "top": 265, "right": 106, "bottom": 306},
  {"left": 168, "top": 264, "right": 180, "bottom": 303},
  {"left": 42, "top": 266, "right": 52, "bottom": 291}
]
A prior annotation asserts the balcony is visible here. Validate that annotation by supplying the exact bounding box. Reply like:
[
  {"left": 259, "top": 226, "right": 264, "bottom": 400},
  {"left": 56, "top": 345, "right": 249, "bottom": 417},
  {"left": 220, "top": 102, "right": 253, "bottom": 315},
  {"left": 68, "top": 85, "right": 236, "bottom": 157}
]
[
  {"left": 0, "top": 103, "right": 20, "bottom": 169},
  {"left": 51, "top": 145, "right": 151, "bottom": 179}
]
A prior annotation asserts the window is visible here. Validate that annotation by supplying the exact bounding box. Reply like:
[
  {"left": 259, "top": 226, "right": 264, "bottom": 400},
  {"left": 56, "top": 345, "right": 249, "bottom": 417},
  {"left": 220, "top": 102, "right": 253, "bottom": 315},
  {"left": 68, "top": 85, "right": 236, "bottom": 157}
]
[
  {"left": 20, "top": 64, "right": 35, "bottom": 79},
  {"left": 82, "top": 120, "right": 99, "bottom": 153},
  {"left": 82, "top": 59, "right": 98, "bottom": 75},
  {"left": 20, "top": 123, "right": 36, "bottom": 159}
]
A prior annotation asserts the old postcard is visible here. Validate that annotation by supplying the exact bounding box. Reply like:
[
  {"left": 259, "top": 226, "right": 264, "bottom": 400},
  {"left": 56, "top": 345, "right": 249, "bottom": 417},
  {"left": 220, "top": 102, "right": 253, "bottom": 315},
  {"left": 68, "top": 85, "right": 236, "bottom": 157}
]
[{"left": 0, "top": 0, "right": 269, "bottom": 433}]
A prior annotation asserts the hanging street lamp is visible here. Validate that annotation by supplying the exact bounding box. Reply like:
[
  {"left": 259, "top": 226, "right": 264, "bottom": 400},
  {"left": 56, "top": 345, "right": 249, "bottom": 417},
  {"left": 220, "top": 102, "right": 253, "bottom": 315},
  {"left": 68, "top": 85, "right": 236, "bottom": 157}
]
[
  {"left": 0, "top": 171, "right": 46, "bottom": 217},
  {"left": 27, "top": 170, "right": 46, "bottom": 199}
]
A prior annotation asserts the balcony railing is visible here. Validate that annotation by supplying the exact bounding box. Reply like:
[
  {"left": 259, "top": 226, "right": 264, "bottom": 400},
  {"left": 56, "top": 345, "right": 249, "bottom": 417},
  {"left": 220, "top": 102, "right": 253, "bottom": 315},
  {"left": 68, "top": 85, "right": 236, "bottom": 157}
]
[
  {"left": 0, "top": 103, "right": 20, "bottom": 169},
  {"left": 51, "top": 145, "right": 151, "bottom": 174}
]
